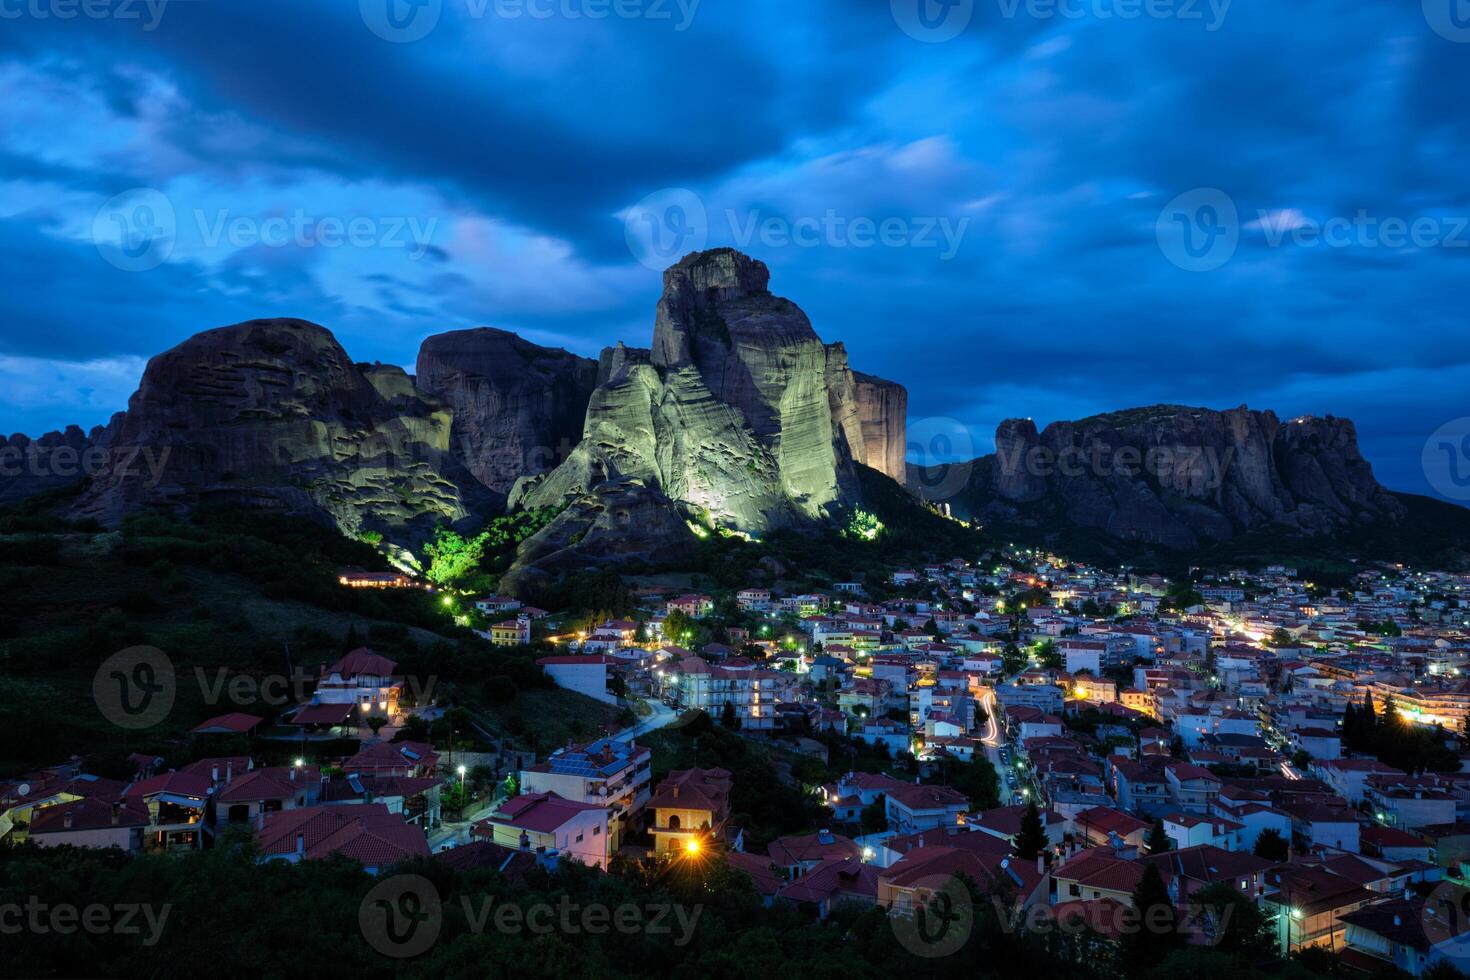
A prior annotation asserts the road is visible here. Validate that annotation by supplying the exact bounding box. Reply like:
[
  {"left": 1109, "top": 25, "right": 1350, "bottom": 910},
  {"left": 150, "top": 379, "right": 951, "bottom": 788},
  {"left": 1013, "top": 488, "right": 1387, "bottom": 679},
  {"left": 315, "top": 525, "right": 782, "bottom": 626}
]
[{"left": 615, "top": 698, "right": 680, "bottom": 741}]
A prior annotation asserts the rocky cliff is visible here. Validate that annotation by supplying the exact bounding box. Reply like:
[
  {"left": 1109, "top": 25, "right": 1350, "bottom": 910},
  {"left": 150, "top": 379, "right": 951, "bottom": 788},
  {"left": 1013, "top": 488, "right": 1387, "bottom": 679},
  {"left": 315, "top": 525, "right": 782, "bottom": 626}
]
[
  {"left": 73, "top": 318, "right": 483, "bottom": 539},
  {"left": 499, "top": 477, "right": 699, "bottom": 594},
  {"left": 515, "top": 249, "right": 908, "bottom": 535},
  {"left": 924, "top": 404, "right": 1406, "bottom": 550},
  {"left": 415, "top": 328, "right": 597, "bottom": 496},
  {"left": 1, "top": 416, "right": 123, "bottom": 505}
]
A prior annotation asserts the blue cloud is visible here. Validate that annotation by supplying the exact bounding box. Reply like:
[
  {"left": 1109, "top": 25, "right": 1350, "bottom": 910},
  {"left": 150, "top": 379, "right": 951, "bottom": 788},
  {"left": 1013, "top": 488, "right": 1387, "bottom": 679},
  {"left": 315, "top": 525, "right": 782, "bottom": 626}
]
[{"left": 0, "top": 0, "right": 1464, "bottom": 502}]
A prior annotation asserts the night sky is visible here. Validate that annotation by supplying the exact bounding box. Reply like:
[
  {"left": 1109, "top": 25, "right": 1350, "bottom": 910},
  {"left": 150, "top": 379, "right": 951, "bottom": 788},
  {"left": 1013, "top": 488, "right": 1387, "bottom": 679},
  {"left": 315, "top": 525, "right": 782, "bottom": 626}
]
[{"left": 3, "top": 0, "right": 1467, "bottom": 500}]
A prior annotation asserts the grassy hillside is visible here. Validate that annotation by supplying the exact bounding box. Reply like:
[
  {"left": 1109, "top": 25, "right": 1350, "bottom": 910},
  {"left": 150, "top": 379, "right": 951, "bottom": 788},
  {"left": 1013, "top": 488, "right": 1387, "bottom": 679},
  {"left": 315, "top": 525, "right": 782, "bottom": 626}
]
[{"left": 0, "top": 491, "right": 618, "bottom": 777}]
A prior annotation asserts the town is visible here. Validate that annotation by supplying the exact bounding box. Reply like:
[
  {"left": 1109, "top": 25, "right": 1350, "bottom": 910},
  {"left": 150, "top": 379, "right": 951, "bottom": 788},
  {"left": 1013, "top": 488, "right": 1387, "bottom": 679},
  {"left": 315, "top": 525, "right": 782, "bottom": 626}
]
[{"left": 8, "top": 544, "right": 1470, "bottom": 973}]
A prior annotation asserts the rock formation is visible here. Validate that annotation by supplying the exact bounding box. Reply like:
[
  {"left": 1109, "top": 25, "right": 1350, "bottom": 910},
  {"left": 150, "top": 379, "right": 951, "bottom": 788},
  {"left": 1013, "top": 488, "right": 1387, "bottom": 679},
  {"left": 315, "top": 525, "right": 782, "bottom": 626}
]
[
  {"left": 415, "top": 328, "right": 597, "bottom": 495},
  {"left": 498, "top": 477, "right": 699, "bottom": 594},
  {"left": 853, "top": 370, "right": 908, "bottom": 483},
  {"left": 924, "top": 405, "right": 1405, "bottom": 550},
  {"left": 516, "top": 249, "right": 907, "bottom": 534},
  {"left": 1, "top": 415, "right": 122, "bottom": 505},
  {"left": 73, "top": 318, "right": 483, "bottom": 539}
]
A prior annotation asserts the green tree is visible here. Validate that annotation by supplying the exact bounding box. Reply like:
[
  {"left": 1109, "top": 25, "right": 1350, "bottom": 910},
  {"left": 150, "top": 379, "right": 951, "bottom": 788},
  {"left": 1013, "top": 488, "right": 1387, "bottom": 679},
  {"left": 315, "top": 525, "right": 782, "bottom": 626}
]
[
  {"left": 1013, "top": 799, "right": 1048, "bottom": 861},
  {"left": 663, "top": 609, "right": 694, "bottom": 646},
  {"left": 423, "top": 526, "right": 490, "bottom": 587},
  {"left": 861, "top": 794, "right": 888, "bottom": 833},
  {"left": 1122, "top": 863, "right": 1182, "bottom": 974},
  {"left": 1145, "top": 819, "right": 1171, "bottom": 855},
  {"left": 365, "top": 714, "right": 388, "bottom": 736},
  {"left": 720, "top": 701, "right": 740, "bottom": 730},
  {"left": 1252, "top": 827, "right": 1289, "bottom": 862},
  {"left": 1189, "top": 881, "right": 1276, "bottom": 958}
]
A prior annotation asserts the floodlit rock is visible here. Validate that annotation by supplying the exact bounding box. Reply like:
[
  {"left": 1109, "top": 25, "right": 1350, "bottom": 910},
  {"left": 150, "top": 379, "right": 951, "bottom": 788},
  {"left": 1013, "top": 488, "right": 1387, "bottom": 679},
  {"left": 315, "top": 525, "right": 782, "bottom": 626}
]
[
  {"left": 498, "top": 478, "right": 699, "bottom": 595},
  {"left": 521, "top": 248, "right": 906, "bottom": 533}
]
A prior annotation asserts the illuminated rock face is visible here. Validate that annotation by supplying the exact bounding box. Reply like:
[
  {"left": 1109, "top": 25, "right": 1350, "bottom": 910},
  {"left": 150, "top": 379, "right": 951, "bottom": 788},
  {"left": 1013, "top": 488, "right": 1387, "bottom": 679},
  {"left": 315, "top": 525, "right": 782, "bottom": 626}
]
[
  {"left": 415, "top": 327, "right": 597, "bottom": 496},
  {"left": 75, "top": 318, "right": 482, "bottom": 539},
  {"left": 499, "top": 478, "right": 699, "bottom": 595},
  {"left": 518, "top": 249, "right": 908, "bottom": 533},
  {"left": 928, "top": 404, "right": 1405, "bottom": 550}
]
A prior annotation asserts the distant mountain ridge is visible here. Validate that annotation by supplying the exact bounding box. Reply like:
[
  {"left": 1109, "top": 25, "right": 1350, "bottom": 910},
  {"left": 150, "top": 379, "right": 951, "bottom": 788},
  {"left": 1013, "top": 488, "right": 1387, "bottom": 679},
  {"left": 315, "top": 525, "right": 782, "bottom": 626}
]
[{"left": 913, "top": 403, "right": 1470, "bottom": 567}]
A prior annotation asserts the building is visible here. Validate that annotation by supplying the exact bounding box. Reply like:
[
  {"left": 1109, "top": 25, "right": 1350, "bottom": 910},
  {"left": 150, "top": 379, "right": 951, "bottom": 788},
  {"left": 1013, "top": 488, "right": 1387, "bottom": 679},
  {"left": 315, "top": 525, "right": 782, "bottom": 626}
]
[
  {"left": 884, "top": 784, "right": 968, "bottom": 834},
  {"left": 478, "top": 792, "right": 611, "bottom": 870},
  {"left": 537, "top": 655, "right": 619, "bottom": 705},
  {"left": 648, "top": 768, "right": 735, "bottom": 856},
  {"left": 314, "top": 648, "right": 402, "bottom": 722},
  {"left": 256, "top": 803, "right": 427, "bottom": 872},
  {"left": 488, "top": 614, "right": 532, "bottom": 647},
  {"left": 1264, "top": 865, "right": 1375, "bottom": 953},
  {"left": 520, "top": 739, "right": 651, "bottom": 851},
  {"left": 656, "top": 656, "right": 797, "bottom": 730},
  {"left": 666, "top": 594, "right": 714, "bottom": 619}
]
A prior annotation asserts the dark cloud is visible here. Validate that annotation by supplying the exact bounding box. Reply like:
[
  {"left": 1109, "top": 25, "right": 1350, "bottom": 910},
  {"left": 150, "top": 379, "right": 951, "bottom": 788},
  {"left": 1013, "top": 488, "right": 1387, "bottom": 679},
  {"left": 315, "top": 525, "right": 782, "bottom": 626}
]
[{"left": 0, "top": 0, "right": 1464, "bottom": 502}]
